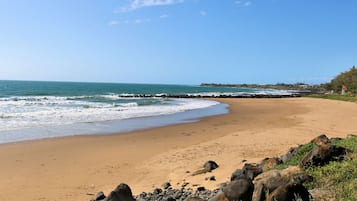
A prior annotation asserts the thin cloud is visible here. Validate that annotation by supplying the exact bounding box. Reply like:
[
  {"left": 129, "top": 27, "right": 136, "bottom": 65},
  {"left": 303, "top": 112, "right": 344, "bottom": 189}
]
[
  {"left": 235, "top": 0, "right": 252, "bottom": 7},
  {"left": 160, "top": 14, "right": 169, "bottom": 18},
  {"left": 200, "top": 10, "right": 207, "bottom": 16},
  {"left": 117, "top": 0, "right": 184, "bottom": 13},
  {"left": 107, "top": 18, "right": 151, "bottom": 26},
  {"left": 108, "top": 20, "right": 119, "bottom": 26},
  {"left": 134, "top": 18, "right": 151, "bottom": 24}
]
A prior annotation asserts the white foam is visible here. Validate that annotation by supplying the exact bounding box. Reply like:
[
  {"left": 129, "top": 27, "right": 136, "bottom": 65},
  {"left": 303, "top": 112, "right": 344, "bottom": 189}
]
[{"left": 0, "top": 97, "right": 219, "bottom": 132}]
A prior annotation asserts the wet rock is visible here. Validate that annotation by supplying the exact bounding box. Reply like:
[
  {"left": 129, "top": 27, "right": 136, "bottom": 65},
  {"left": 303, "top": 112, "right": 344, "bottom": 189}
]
[
  {"left": 105, "top": 183, "right": 135, "bottom": 201},
  {"left": 300, "top": 143, "right": 351, "bottom": 168},
  {"left": 223, "top": 178, "right": 254, "bottom": 201}
]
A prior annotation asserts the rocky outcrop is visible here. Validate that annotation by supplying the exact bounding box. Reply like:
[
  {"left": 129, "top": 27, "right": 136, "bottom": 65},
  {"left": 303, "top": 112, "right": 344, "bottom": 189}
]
[
  {"left": 260, "top": 157, "right": 283, "bottom": 171},
  {"left": 104, "top": 183, "right": 135, "bottom": 201},
  {"left": 231, "top": 163, "right": 263, "bottom": 181},
  {"left": 300, "top": 143, "right": 351, "bottom": 169},
  {"left": 223, "top": 178, "right": 254, "bottom": 201}
]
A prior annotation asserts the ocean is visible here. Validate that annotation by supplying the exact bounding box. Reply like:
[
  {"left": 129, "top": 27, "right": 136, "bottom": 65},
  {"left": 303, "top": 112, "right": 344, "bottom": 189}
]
[{"left": 0, "top": 80, "right": 293, "bottom": 143}]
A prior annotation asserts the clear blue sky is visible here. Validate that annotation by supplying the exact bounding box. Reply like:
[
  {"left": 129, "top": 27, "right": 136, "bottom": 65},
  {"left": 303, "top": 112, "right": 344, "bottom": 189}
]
[{"left": 0, "top": 0, "right": 356, "bottom": 84}]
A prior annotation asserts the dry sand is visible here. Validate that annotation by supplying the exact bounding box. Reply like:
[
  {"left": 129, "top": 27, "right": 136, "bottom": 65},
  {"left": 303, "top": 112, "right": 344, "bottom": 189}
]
[{"left": 0, "top": 98, "right": 356, "bottom": 201}]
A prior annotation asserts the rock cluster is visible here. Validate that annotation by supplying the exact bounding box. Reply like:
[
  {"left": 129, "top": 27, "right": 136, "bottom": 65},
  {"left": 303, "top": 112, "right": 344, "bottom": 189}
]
[{"left": 89, "top": 134, "right": 352, "bottom": 201}]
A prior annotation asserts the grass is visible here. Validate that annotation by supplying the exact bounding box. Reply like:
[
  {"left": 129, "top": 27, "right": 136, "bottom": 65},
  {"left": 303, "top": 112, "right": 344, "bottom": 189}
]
[
  {"left": 271, "top": 135, "right": 357, "bottom": 200},
  {"left": 308, "top": 94, "right": 357, "bottom": 103},
  {"left": 273, "top": 143, "right": 315, "bottom": 170},
  {"left": 306, "top": 135, "right": 357, "bottom": 200}
]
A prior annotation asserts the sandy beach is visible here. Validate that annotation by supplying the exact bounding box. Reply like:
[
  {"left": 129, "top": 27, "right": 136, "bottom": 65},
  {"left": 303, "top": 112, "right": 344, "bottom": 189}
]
[{"left": 0, "top": 98, "right": 356, "bottom": 201}]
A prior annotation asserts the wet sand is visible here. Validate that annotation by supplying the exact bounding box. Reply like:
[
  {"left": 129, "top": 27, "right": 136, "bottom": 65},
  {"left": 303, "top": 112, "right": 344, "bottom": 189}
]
[{"left": 0, "top": 98, "right": 356, "bottom": 201}]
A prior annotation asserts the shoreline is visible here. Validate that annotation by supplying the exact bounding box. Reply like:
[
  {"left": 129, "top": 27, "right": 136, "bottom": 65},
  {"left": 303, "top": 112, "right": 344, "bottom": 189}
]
[
  {"left": 0, "top": 102, "right": 228, "bottom": 144},
  {"left": 0, "top": 98, "right": 357, "bottom": 201}
]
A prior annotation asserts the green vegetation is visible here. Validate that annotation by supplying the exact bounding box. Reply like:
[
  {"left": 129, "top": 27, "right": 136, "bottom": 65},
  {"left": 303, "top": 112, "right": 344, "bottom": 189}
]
[
  {"left": 200, "top": 83, "right": 323, "bottom": 92},
  {"left": 305, "top": 136, "right": 357, "bottom": 201},
  {"left": 308, "top": 94, "right": 357, "bottom": 103},
  {"left": 271, "top": 136, "right": 357, "bottom": 200},
  {"left": 273, "top": 143, "right": 315, "bottom": 170},
  {"left": 324, "top": 66, "right": 357, "bottom": 94}
]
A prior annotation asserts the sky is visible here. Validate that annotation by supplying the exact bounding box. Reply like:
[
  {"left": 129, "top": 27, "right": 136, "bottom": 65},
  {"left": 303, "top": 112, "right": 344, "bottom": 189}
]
[{"left": 0, "top": 0, "right": 356, "bottom": 85}]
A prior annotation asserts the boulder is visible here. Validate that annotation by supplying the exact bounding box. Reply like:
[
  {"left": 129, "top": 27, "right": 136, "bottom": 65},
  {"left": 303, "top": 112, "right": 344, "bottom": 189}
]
[
  {"left": 311, "top": 134, "right": 330, "bottom": 145},
  {"left": 95, "top": 191, "right": 106, "bottom": 200},
  {"left": 231, "top": 163, "right": 263, "bottom": 181},
  {"left": 260, "top": 157, "right": 283, "bottom": 171},
  {"left": 252, "top": 170, "right": 287, "bottom": 201},
  {"left": 204, "top": 161, "right": 219, "bottom": 171},
  {"left": 300, "top": 143, "right": 351, "bottom": 168},
  {"left": 104, "top": 183, "right": 135, "bottom": 201},
  {"left": 252, "top": 166, "right": 305, "bottom": 201},
  {"left": 267, "top": 182, "right": 310, "bottom": 201},
  {"left": 223, "top": 178, "right": 254, "bottom": 201},
  {"left": 207, "top": 192, "right": 229, "bottom": 201}
]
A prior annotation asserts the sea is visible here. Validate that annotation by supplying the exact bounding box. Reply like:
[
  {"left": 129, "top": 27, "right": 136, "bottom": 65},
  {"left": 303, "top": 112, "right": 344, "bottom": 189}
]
[{"left": 0, "top": 80, "right": 294, "bottom": 144}]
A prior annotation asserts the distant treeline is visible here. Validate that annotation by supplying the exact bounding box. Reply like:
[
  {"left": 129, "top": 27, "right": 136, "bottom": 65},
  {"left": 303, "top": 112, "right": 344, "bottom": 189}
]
[
  {"left": 202, "top": 66, "right": 357, "bottom": 95},
  {"left": 200, "top": 83, "right": 323, "bottom": 92},
  {"left": 322, "top": 66, "right": 357, "bottom": 94}
]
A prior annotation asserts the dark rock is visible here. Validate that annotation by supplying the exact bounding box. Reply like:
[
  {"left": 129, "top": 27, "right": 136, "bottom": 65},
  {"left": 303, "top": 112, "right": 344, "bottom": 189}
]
[
  {"left": 166, "top": 197, "right": 176, "bottom": 201},
  {"left": 207, "top": 192, "right": 228, "bottom": 201},
  {"left": 230, "top": 169, "right": 245, "bottom": 181},
  {"left": 267, "top": 182, "right": 310, "bottom": 201},
  {"left": 185, "top": 197, "right": 206, "bottom": 201},
  {"left": 209, "top": 176, "right": 216, "bottom": 181},
  {"left": 231, "top": 163, "right": 263, "bottom": 181},
  {"left": 300, "top": 143, "right": 351, "bottom": 168},
  {"left": 252, "top": 170, "right": 287, "bottom": 201},
  {"left": 197, "top": 187, "right": 206, "bottom": 191},
  {"left": 105, "top": 183, "right": 135, "bottom": 201},
  {"left": 223, "top": 178, "right": 254, "bottom": 201},
  {"left": 203, "top": 160, "right": 219, "bottom": 171},
  {"left": 95, "top": 191, "right": 106, "bottom": 200},
  {"left": 163, "top": 182, "right": 171, "bottom": 189},
  {"left": 260, "top": 157, "right": 283, "bottom": 171},
  {"left": 311, "top": 134, "right": 330, "bottom": 145},
  {"left": 153, "top": 188, "right": 163, "bottom": 195},
  {"left": 291, "top": 173, "right": 313, "bottom": 184}
]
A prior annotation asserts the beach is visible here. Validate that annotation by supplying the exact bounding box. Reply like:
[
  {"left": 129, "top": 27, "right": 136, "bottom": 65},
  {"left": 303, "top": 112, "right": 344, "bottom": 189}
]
[{"left": 0, "top": 98, "right": 356, "bottom": 201}]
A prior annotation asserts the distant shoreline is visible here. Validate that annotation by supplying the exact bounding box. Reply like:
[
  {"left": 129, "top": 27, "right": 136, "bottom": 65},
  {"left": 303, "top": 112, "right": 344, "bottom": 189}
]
[{"left": 200, "top": 83, "right": 324, "bottom": 94}]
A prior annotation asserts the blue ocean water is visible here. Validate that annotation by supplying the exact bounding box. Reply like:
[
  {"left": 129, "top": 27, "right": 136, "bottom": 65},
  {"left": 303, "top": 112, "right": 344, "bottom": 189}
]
[{"left": 0, "top": 80, "right": 292, "bottom": 143}]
